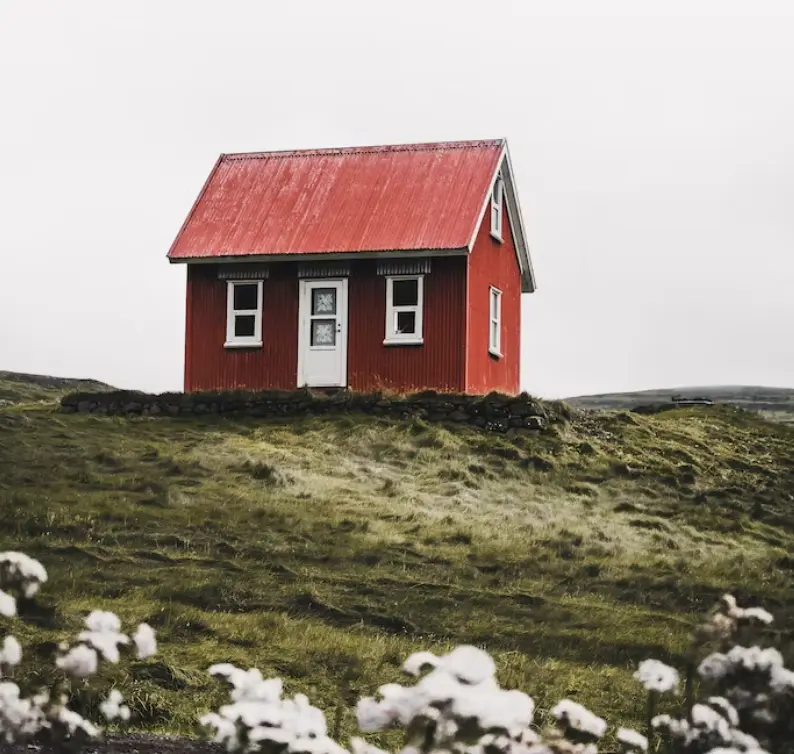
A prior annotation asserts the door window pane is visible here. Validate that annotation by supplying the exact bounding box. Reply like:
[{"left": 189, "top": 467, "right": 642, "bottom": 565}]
[
  {"left": 311, "top": 319, "right": 336, "bottom": 346},
  {"left": 234, "top": 283, "right": 259, "bottom": 311},
  {"left": 312, "top": 288, "right": 336, "bottom": 315},
  {"left": 392, "top": 279, "right": 418, "bottom": 307},
  {"left": 235, "top": 315, "right": 256, "bottom": 337}
]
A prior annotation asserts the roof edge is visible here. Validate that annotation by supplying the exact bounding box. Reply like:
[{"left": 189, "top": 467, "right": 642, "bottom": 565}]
[
  {"left": 166, "top": 154, "right": 224, "bottom": 259},
  {"left": 464, "top": 139, "right": 536, "bottom": 294},
  {"left": 168, "top": 248, "right": 470, "bottom": 264},
  {"left": 219, "top": 138, "right": 504, "bottom": 162}
]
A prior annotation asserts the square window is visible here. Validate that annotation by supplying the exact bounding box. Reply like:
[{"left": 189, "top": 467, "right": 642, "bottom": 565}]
[
  {"left": 392, "top": 278, "right": 418, "bottom": 307},
  {"left": 311, "top": 319, "right": 336, "bottom": 346},
  {"left": 235, "top": 314, "right": 256, "bottom": 338},
  {"left": 384, "top": 275, "right": 424, "bottom": 344},
  {"left": 312, "top": 288, "right": 336, "bottom": 315},
  {"left": 226, "top": 280, "right": 263, "bottom": 347},
  {"left": 234, "top": 283, "right": 259, "bottom": 311}
]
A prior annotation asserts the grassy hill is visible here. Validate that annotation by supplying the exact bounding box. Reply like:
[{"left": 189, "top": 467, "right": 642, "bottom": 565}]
[
  {"left": 2, "top": 378, "right": 794, "bottom": 741},
  {"left": 0, "top": 370, "right": 112, "bottom": 405},
  {"left": 566, "top": 385, "right": 794, "bottom": 426}
]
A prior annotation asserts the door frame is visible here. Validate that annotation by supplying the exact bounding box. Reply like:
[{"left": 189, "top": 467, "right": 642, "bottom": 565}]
[{"left": 297, "top": 277, "right": 349, "bottom": 388}]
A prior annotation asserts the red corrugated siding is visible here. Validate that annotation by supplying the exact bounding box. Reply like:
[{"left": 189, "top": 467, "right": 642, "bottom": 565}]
[
  {"left": 465, "top": 205, "right": 521, "bottom": 395},
  {"left": 183, "top": 258, "right": 467, "bottom": 393},
  {"left": 185, "top": 264, "right": 299, "bottom": 391},
  {"left": 348, "top": 258, "right": 467, "bottom": 392},
  {"left": 168, "top": 140, "right": 503, "bottom": 260}
]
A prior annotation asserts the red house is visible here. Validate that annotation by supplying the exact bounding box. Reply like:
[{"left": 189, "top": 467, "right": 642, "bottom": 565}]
[{"left": 167, "top": 139, "right": 536, "bottom": 395}]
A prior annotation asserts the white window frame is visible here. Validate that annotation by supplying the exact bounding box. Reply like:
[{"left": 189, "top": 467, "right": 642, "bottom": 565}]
[
  {"left": 225, "top": 279, "right": 263, "bottom": 348},
  {"left": 384, "top": 275, "right": 424, "bottom": 345},
  {"left": 490, "top": 174, "right": 504, "bottom": 242},
  {"left": 489, "top": 286, "right": 502, "bottom": 357}
]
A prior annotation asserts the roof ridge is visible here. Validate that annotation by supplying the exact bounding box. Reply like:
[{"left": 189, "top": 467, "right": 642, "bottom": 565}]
[{"left": 221, "top": 138, "right": 504, "bottom": 161}]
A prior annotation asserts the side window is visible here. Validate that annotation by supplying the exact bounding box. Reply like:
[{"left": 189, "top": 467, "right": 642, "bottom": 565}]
[
  {"left": 490, "top": 174, "right": 504, "bottom": 241},
  {"left": 384, "top": 275, "right": 424, "bottom": 344},
  {"left": 225, "top": 280, "right": 263, "bottom": 347},
  {"left": 489, "top": 286, "right": 502, "bottom": 356}
]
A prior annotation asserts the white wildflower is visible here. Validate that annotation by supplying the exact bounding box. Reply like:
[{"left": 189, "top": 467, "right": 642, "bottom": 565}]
[
  {"left": 356, "top": 696, "right": 396, "bottom": 731},
  {"left": 451, "top": 687, "right": 535, "bottom": 730},
  {"left": 403, "top": 650, "right": 439, "bottom": 676},
  {"left": 100, "top": 689, "right": 131, "bottom": 722},
  {"left": 84, "top": 610, "right": 122, "bottom": 634},
  {"left": 617, "top": 727, "right": 648, "bottom": 751},
  {"left": 56, "top": 705, "right": 100, "bottom": 737},
  {"left": 56, "top": 644, "right": 99, "bottom": 678},
  {"left": 0, "top": 681, "right": 48, "bottom": 740},
  {"left": 691, "top": 703, "right": 731, "bottom": 736},
  {"left": 551, "top": 699, "right": 607, "bottom": 739},
  {"left": 707, "top": 696, "right": 739, "bottom": 726},
  {"left": 0, "top": 552, "right": 48, "bottom": 598},
  {"left": 698, "top": 652, "right": 731, "bottom": 681},
  {"left": 132, "top": 622, "right": 157, "bottom": 659},
  {"left": 78, "top": 610, "right": 128, "bottom": 663},
  {"left": 0, "top": 636, "right": 22, "bottom": 667},
  {"left": 727, "top": 645, "right": 783, "bottom": 673},
  {"left": 0, "top": 590, "right": 15, "bottom": 618},
  {"left": 634, "top": 659, "right": 679, "bottom": 693},
  {"left": 351, "top": 738, "right": 390, "bottom": 754},
  {"left": 770, "top": 664, "right": 794, "bottom": 692},
  {"left": 208, "top": 664, "right": 284, "bottom": 703},
  {"left": 199, "top": 711, "right": 239, "bottom": 749},
  {"left": 441, "top": 646, "right": 496, "bottom": 685},
  {"left": 741, "top": 607, "right": 774, "bottom": 625}
]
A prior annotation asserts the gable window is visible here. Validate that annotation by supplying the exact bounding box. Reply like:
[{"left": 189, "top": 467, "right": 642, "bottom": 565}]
[
  {"left": 384, "top": 275, "right": 424, "bottom": 345},
  {"left": 490, "top": 174, "right": 504, "bottom": 241},
  {"left": 225, "top": 280, "right": 263, "bottom": 347},
  {"left": 489, "top": 286, "right": 502, "bottom": 357}
]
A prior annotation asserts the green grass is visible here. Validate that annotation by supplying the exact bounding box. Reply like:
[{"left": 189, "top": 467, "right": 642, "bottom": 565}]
[{"left": 2, "top": 384, "right": 794, "bottom": 742}]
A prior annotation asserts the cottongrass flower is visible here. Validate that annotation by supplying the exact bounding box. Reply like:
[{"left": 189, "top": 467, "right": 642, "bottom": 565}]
[
  {"left": 551, "top": 699, "right": 607, "bottom": 740},
  {"left": 634, "top": 659, "right": 679, "bottom": 694},
  {"left": 617, "top": 726, "right": 648, "bottom": 752},
  {"left": 132, "top": 623, "right": 157, "bottom": 659},
  {"left": 56, "top": 644, "right": 99, "bottom": 678},
  {"left": 0, "top": 636, "right": 22, "bottom": 669},
  {"left": 0, "top": 592, "right": 16, "bottom": 619},
  {"left": 100, "top": 689, "right": 131, "bottom": 722},
  {"left": 356, "top": 645, "right": 535, "bottom": 737},
  {"left": 201, "top": 662, "right": 345, "bottom": 754},
  {"left": 77, "top": 610, "right": 129, "bottom": 663},
  {"left": 0, "top": 553, "right": 48, "bottom": 600}
]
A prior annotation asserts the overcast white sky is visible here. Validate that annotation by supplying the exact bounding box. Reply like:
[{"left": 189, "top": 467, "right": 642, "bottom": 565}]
[{"left": 1, "top": 0, "right": 793, "bottom": 398}]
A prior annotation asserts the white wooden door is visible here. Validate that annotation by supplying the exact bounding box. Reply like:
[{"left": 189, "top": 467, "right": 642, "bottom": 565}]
[{"left": 297, "top": 279, "right": 348, "bottom": 388}]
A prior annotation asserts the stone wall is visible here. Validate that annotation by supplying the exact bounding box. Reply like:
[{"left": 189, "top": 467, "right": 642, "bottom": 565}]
[{"left": 60, "top": 389, "right": 565, "bottom": 433}]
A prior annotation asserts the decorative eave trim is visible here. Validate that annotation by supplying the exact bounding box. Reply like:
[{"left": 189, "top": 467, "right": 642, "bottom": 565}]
[
  {"left": 217, "top": 264, "right": 270, "bottom": 280},
  {"left": 466, "top": 140, "right": 536, "bottom": 294},
  {"left": 376, "top": 258, "right": 431, "bottom": 275},
  {"left": 297, "top": 262, "right": 350, "bottom": 278}
]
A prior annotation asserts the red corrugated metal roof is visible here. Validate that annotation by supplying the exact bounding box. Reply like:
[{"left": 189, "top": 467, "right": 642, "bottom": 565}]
[{"left": 167, "top": 139, "right": 504, "bottom": 260}]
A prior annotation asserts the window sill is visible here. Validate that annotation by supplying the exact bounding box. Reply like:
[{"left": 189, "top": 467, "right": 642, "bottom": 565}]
[
  {"left": 224, "top": 341, "right": 263, "bottom": 349},
  {"left": 488, "top": 347, "right": 503, "bottom": 359},
  {"left": 383, "top": 338, "right": 424, "bottom": 346},
  {"left": 490, "top": 230, "right": 503, "bottom": 243}
]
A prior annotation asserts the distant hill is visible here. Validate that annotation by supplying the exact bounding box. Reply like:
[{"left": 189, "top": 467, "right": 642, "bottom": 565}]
[
  {"left": 0, "top": 370, "right": 112, "bottom": 405},
  {"left": 566, "top": 385, "right": 794, "bottom": 425}
]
